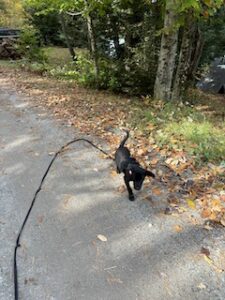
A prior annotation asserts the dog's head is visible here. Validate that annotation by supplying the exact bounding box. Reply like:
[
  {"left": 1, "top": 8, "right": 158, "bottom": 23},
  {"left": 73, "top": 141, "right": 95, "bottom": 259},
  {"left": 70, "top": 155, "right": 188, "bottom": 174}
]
[{"left": 128, "top": 165, "right": 155, "bottom": 190}]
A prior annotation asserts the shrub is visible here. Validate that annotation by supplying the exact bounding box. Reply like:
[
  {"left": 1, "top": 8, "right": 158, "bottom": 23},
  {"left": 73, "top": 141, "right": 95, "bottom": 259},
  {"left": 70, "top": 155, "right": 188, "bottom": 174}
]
[
  {"left": 17, "top": 25, "right": 47, "bottom": 62},
  {"left": 47, "top": 53, "right": 122, "bottom": 91}
]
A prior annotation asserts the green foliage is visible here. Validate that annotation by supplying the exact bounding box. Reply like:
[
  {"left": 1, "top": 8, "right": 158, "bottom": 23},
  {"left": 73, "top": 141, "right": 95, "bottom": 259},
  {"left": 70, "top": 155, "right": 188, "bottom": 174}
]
[
  {"left": 16, "top": 25, "right": 47, "bottom": 62},
  {"left": 46, "top": 52, "right": 122, "bottom": 91},
  {"left": 132, "top": 100, "right": 203, "bottom": 128},
  {"left": 200, "top": 6, "right": 225, "bottom": 64},
  {"left": 25, "top": 7, "right": 62, "bottom": 45},
  {"left": 0, "top": 0, "right": 24, "bottom": 27},
  {"left": 20, "top": 0, "right": 225, "bottom": 97},
  {"left": 19, "top": 60, "right": 49, "bottom": 74}
]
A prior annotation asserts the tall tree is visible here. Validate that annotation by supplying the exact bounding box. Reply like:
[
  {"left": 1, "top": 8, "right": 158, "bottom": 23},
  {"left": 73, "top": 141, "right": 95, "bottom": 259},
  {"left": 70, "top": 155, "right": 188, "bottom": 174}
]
[
  {"left": 83, "top": 0, "right": 99, "bottom": 81},
  {"left": 154, "top": 0, "right": 178, "bottom": 101},
  {"left": 59, "top": 12, "right": 76, "bottom": 61},
  {"left": 154, "top": 0, "right": 224, "bottom": 101}
]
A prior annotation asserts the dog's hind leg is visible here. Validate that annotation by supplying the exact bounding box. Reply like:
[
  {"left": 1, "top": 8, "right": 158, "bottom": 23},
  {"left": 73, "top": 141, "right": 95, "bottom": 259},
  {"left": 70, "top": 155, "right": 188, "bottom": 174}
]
[{"left": 124, "top": 176, "right": 134, "bottom": 201}]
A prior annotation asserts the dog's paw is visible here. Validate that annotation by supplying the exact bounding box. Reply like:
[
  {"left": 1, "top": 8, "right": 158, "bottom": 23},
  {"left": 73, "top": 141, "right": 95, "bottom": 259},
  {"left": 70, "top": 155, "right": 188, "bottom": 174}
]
[{"left": 129, "top": 194, "right": 135, "bottom": 201}]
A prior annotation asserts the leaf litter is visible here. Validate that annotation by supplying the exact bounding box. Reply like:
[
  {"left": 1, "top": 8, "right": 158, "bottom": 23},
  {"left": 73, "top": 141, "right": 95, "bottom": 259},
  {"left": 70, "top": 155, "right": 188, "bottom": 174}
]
[{"left": 1, "top": 67, "right": 225, "bottom": 226}]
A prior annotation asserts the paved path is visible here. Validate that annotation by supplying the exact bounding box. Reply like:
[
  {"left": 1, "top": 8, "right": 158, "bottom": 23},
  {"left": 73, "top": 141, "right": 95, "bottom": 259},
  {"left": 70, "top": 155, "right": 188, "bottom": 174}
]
[{"left": 0, "top": 78, "right": 225, "bottom": 300}]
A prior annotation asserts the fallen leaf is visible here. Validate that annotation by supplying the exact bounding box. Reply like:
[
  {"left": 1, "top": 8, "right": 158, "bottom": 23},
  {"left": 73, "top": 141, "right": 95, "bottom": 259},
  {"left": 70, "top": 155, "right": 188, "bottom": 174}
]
[
  {"left": 144, "top": 195, "right": 153, "bottom": 202},
  {"left": 117, "top": 185, "right": 126, "bottom": 193},
  {"left": 187, "top": 199, "right": 196, "bottom": 209},
  {"left": 37, "top": 215, "right": 44, "bottom": 224},
  {"left": 197, "top": 283, "right": 206, "bottom": 289},
  {"left": 201, "top": 247, "right": 210, "bottom": 257},
  {"left": 201, "top": 208, "right": 211, "bottom": 218},
  {"left": 152, "top": 187, "right": 162, "bottom": 196},
  {"left": 151, "top": 158, "right": 159, "bottom": 165},
  {"left": 168, "top": 196, "right": 179, "bottom": 205},
  {"left": 99, "top": 153, "right": 108, "bottom": 159},
  {"left": 174, "top": 225, "right": 183, "bottom": 233},
  {"left": 97, "top": 234, "right": 107, "bottom": 242},
  {"left": 221, "top": 218, "right": 225, "bottom": 227},
  {"left": 62, "top": 194, "right": 76, "bottom": 209},
  {"left": 203, "top": 254, "right": 213, "bottom": 265},
  {"left": 110, "top": 170, "right": 117, "bottom": 177},
  {"left": 203, "top": 224, "right": 213, "bottom": 230},
  {"left": 48, "top": 152, "right": 55, "bottom": 156}
]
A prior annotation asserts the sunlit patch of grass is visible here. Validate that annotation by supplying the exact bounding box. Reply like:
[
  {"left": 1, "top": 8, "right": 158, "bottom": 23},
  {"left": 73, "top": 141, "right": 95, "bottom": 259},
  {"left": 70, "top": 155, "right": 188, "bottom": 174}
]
[
  {"left": 155, "top": 120, "right": 225, "bottom": 163},
  {"left": 44, "top": 47, "right": 88, "bottom": 66},
  {"left": 130, "top": 99, "right": 204, "bottom": 130},
  {"left": 131, "top": 98, "right": 225, "bottom": 164},
  {"left": 0, "top": 60, "right": 19, "bottom": 68},
  {"left": 44, "top": 47, "right": 72, "bottom": 66}
]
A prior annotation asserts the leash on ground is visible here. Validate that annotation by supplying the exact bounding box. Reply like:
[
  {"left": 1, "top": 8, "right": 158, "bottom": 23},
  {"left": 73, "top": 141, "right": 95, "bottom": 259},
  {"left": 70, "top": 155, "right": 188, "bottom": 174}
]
[{"left": 13, "top": 138, "right": 112, "bottom": 300}]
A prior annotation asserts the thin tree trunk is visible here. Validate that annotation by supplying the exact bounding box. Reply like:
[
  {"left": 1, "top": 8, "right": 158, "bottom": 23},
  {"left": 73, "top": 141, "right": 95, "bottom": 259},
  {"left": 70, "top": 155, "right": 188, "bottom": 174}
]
[
  {"left": 59, "top": 13, "right": 76, "bottom": 61},
  {"left": 154, "top": 0, "right": 178, "bottom": 101},
  {"left": 172, "top": 21, "right": 204, "bottom": 100},
  {"left": 171, "top": 15, "right": 196, "bottom": 101},
  {"left": 84, "top": 0, "right": 99, "bottom": 83},
  {"left": 188, "top": 27, "right": 204, "bottom": 80}
]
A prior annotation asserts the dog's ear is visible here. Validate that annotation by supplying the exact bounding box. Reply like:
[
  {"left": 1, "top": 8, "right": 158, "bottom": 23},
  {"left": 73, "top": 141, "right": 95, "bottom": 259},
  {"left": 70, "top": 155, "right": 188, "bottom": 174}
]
[{"left": 145, "top": 170, "right": 155, "bottom": 178}]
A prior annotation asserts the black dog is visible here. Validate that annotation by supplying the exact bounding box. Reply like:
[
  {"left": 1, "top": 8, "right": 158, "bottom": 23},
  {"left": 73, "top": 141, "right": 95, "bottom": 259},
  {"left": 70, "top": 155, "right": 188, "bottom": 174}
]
[{"left": 115, "top": 131, "right": 155, "bottom": 201}]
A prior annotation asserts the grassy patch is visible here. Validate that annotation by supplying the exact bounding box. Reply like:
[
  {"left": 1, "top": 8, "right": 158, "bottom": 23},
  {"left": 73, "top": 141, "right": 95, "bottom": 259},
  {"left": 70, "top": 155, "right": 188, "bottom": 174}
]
[
  {"left": 156, "top": 121, "right": 225, "bottom": 163},
  {"left": 131, "top": 99, "right": 225, "bottom": 164},
  {"left": 44, "top": 47, "right": 73, "bottom": 66}
]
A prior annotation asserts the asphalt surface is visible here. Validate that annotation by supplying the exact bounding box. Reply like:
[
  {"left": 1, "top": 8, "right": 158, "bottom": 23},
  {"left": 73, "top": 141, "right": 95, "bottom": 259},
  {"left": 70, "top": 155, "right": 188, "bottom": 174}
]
[
  {"left": 0, "top": 78, "right": 225, "bottom": 300},
  {"left": 197, "top": 57, "right": 225, "bottom": 93}
]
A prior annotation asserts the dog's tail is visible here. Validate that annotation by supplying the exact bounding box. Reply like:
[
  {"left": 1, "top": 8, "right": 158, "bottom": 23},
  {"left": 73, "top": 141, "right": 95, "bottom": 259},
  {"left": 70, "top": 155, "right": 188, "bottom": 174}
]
[{"left": 119, "top": 130, "right": 129, "bottom": 148}]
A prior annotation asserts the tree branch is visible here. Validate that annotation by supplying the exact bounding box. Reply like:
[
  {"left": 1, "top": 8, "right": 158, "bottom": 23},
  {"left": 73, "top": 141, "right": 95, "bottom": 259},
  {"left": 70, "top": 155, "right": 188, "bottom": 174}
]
[{"left": 65, "top": 11, "right": 83, "bottom": 16}]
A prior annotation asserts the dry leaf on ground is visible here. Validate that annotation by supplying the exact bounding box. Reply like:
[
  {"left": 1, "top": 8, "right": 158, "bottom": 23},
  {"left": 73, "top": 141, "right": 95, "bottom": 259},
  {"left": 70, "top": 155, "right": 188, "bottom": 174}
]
[
  {"left": 174, "top": 225, "right": 183, "bottom": 232},
  {"left": 97, "top": 234, "right": 107, "bottom": 242}
]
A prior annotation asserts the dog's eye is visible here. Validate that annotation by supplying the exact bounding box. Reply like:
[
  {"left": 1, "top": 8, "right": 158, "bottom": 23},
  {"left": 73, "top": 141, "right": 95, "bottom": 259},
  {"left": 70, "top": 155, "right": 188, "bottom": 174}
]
[{"left": 129, "top": 170, "right": 132, "bottom": 175}]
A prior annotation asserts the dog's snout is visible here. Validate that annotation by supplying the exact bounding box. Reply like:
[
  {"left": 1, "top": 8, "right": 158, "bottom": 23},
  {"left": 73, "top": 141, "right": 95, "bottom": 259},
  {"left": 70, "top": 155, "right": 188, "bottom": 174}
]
[{"left": 134, "top": 183, "right": 142, "bottom": 190}]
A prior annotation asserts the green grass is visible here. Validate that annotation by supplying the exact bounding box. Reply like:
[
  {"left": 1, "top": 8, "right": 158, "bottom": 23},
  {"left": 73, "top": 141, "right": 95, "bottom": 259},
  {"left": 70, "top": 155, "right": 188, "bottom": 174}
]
[
  {"left": 44, "top": 47, "right": 88, "bottom": 66},
  {"left": 0, "top": 47, "right": 87, "bottom": 75},
  {"left": 0, "top": 60, "right": 19, "bottom": 68},
  {"left": 156, "top": 120, "right": 225, "bottom": 163},
  {"left": 44, "top": 47, "right": 73, "bottom": 66},
  {"left": 131, "top": 99, "right": 225, "bottom": 164}
]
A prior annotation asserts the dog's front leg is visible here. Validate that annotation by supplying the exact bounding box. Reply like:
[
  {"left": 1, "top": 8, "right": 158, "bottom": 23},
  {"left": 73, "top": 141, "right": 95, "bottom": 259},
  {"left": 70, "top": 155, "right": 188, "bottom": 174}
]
[{"left": 124, "top": 175, "right": 134, "bottom": 201}]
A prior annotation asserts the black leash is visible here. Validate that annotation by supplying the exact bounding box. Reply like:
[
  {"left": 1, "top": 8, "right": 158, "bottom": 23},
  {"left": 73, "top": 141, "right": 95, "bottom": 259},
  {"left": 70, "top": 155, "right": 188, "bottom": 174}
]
[{"left": 13, "top": 138, "right": 112, "bottom": 300}]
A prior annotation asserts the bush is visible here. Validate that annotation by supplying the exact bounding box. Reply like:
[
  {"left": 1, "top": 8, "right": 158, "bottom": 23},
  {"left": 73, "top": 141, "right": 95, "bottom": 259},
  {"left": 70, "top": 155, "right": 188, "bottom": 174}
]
[
  {"left": 47, "top": 53, "right": 122, "bottom": 91},
  {"left": 17, "top": 25, "right": 47, "bottom": 62},
  {"left": 19, "top": 61, "right": 49, "bottom": 75}
]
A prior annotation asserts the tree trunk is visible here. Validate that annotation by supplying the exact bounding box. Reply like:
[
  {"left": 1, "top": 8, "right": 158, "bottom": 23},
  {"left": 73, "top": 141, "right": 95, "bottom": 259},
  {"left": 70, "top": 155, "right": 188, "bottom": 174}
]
[
  {"left": 59, "top": 13, "right": 76, "bottom": 61},
  {"left": 171, "top": 15, "right": 196, "bottom": 101},
  {"left": 171, "top": 20, "right": 204, "bottom": 100},
  {"left": 154, "top": 0, "right": 178, "bottom": 101},
  {"left": 84, "top": 0, "right": 99, "bottom": 83},
  {"left": 188, "top": 27, "right": 204, "bottom": 81}
]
